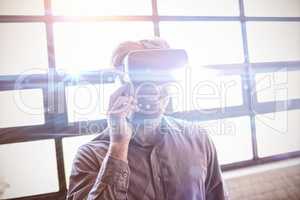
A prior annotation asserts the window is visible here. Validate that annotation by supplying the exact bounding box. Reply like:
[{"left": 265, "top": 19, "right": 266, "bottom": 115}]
[
  {"left": 247, "top": 22, "right": 300, "bottom": 62},
  {"left": 201, "top": 116, "right": 253, "bottom": 164},
  {"left": 160, "top": 22, "right": 244, "bottom": 66},
  {"left": 255, "top": 110, "right": 300, "bottom": 157},
  {"left": 54, "top": 22, "right": 154, "bottom": 73},
  {"left": 52, "top": 0, "right": 152, "bottom": 16},
  {"left": 244, "top": 0, "right": 300, "bottom": 17},
  {"left": 157, "top": 0, "right": 239, "bottom": 16},
  {"left": 0, "top": 140, "right": 59, "bottom": 199},
  {"left": 0, "top": 23, "right": 48, "bottom": 75},
  {"left": 0, "top": 89, "right": 45, "bottom": 128},
  {"left": 255, "top": 70, "right": 300, "bottom": 102},
  {"left": 66, "top": 83, "right": 119, "bottom": 123},
  {"left": 0, "top": 0, "right": 44, "bottom": 15},
  {"left": 62, "top": 134, "right": 98, "bottom": 187}
]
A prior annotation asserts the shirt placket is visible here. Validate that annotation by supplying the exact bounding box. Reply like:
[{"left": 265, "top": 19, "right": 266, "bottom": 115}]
[{"left": 150, "top": 146, "right": 165, "bottom": 200}]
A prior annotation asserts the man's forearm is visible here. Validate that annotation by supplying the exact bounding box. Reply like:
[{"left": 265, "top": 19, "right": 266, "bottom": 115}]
[
  {"left": 108, "top": 142, "right": 129, "bottom": 162},
  {"left": 87, "top": 153, "right": 130, "bottom": 200}
]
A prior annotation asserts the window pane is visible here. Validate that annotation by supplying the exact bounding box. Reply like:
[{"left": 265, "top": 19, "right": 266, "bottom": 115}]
[
  {"left": 170, "top": 70, "right": 243, "bottom": 111},
  {"left": 0, "top": 23, "right": 48, "bottom": 75},
  {"left": 52, "top": 0, "right": 151, "bottom": 16},
  {"left": 160, "top": 22, "right": 244, "bottom": 66},
  {"left": 54, "top": 22, "right": 154, "bottom": 73},
  {"left": 200, "top": 116, "right": 253, "bottom": 164},
  {"left": 255, "top": 70, "right": 300, "bottom": 102},
  {"left": 62, "top": 134, "right": 98, "bottom": 187},
  {"left": 255, "top": 110, "right": 300, "bottom": 157},
  {"left": 0, "top": 140, "right": 59, "bottom": 199},
  {"left": 244, "top": 0, "right": 300, "bottom": 17},
  {"left": 0, "top": 89, "right": 45, "bottom": 128},
  {"left": 247, "top": 22, "right": 300, "bottom": 62},
  {"left": 157, "top": 0, "right": 239, "bottom": 16},
  {"left": 66, "top": 83, "right": 118, "bottom": 123},
  {"left": 0, "top": 0, "right": 44, "bottom": 15}
]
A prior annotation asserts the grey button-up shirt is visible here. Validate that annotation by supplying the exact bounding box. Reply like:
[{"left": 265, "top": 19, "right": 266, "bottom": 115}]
[{"left": 67, "top": 116, "right": 228, "bottom": 200}]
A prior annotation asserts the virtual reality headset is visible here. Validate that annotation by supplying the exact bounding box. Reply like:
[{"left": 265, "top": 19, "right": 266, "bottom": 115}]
[{"left": 123, "top": 49, "right": 188, "bottom": 83}]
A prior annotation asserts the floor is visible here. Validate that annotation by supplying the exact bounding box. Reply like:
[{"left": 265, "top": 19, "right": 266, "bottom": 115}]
[{"left": 226, "top": 164, "right": 300, "bottom": 200}]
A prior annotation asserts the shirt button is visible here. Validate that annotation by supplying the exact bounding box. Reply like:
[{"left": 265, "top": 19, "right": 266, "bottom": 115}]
[{"left": 122, "top": 172, "right": 128, "bottom": 178}]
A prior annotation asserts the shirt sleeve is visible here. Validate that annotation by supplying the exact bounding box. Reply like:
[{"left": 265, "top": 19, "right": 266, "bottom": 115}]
[
  {"left": 204, "top": 134, "right": 229, "bottom": 200},
  {"left": 66, "top": 145, "right": 130, "bottom": 200}
]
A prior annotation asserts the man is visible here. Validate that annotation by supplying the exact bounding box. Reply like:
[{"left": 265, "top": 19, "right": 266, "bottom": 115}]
[{"left": 67, "top": 38, "right": 228, "bottom": 200}]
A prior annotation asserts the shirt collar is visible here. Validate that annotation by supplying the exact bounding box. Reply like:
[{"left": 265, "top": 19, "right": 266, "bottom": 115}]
[
  {"left": 158, "top": 115, "right": 182, "bottom": 135},
  {"left": 129, "top": 115, "right": 182, "bottom": 148}
]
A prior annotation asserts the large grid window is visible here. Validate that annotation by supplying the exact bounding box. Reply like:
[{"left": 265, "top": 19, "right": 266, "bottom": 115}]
[{"left": 0, "top": 0, "right": 299, "bottom": 199}]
